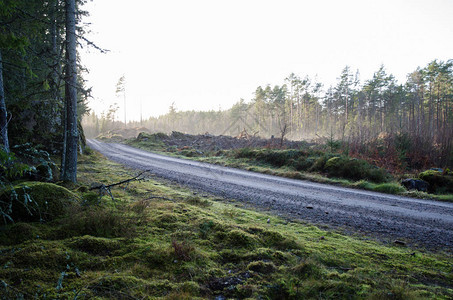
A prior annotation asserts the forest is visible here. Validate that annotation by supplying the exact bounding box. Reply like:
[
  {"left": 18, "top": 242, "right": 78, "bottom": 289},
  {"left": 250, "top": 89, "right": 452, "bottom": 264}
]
[
  {"left": 1, "top": 1, "right": 453, "bottom": 299},
  {"left": 84, "top": 61, "right": 453, "bottom": 171},
  {"left": 0, "top": 0, "right": 92, "bottom": 183}
]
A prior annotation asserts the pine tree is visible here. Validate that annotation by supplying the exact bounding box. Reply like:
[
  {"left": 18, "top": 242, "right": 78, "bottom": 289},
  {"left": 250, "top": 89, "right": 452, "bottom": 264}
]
[{"left": 61, "top": 0, "right": 78, "bottom": 182}]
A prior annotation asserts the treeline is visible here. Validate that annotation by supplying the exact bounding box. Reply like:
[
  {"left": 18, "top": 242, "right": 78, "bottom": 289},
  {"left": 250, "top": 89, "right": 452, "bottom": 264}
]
[
  {"left": 1, "top": 0, "right": 93, "bottom": 182},
  {"left": 85, "top": 60, "right": 453, "bottom": 169}
]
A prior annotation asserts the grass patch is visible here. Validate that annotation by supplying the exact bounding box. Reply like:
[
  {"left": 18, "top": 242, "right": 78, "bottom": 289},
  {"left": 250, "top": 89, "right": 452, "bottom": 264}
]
[
  {"left": 1, "top": 150, "right": 451, "bottom": 299},
  {"left": 373, "top": 182, "right": 407, "bottom": 194}
]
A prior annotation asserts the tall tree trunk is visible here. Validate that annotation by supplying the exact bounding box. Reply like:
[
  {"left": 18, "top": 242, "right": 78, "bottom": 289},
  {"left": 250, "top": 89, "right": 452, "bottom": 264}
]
[
  {"left": 428, "top": 83, "right": 434, "bottom": 138},
  {"left": 345, "top": 87, "right": 349, "bottom": 136},
  {"left": 61, "top": 0, "right": 78, "bottom": 182},
  {"left": 0, "top": 50, "right": 10, "bottom": 153},
  {"left": 50, "top": 0, "right": 62, "bottom": 130}
]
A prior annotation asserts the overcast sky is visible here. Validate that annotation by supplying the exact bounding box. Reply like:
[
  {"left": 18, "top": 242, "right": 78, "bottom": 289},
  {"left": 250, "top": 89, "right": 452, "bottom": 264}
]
[{"left": 80, "top": 0, "right": 453, "bottom": 121}]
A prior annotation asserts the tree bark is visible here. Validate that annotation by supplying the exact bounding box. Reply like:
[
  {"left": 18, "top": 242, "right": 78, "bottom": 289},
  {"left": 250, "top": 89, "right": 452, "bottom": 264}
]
[
  {"left": 61, "top": 0, "right": 78, "bottom": 182},
  {"left": 50, "top": 0, "right": 62, "bottom": 129},
  {"left": 0, "top": 50, "right": 10, "bottom": 153}
]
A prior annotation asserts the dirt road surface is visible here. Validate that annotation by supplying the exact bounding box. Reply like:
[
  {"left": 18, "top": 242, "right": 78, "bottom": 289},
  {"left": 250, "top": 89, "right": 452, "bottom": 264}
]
[{"left": 88, "top": 139, "right": 453, "bottom": 250}]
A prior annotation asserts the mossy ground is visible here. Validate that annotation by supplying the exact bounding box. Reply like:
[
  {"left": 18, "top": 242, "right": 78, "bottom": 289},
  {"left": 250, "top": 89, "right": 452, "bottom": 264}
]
[
  {"left": 0, "top": 182, "right": 79, "bottom": 223},
  {"left": 0, "top": 151, "right": 451, "bottom": 299}
]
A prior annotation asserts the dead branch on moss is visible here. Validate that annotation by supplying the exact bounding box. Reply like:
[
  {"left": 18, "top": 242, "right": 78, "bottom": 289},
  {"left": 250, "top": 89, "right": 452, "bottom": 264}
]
[
  {"left": 146, "top": 196, "right": 174, "bottom": 201},
  {"left": 89, "top": 170, "right": 151, "bottom": 201}
]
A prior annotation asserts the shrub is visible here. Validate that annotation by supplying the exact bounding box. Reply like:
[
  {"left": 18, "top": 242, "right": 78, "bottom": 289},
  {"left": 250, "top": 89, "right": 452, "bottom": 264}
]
[
  {"left": 293, "top": 157, "right": 315, "bottom": 171},
  {"left": 1, "top": 144, "right": 58, "bottom": 182},
  {"left": 11, "top": 143, "right": 51, "bottom": 165},
  {"left": 172, "top": 240, "right": 194, "bottom": 261},
  {"left": 367, "top": 167, "right": 391, "bottom": 183},
  {"left": 309, "top": 154, "right": 336, "bottom": 172},
  {"left": 255, "top": 150, "right": 306, "bottom": 168},
  {"left": 199, "top": 220, "right": 214, "bottom": 238},
  {"left": 324, "top": 156, "right": 390, "bottom": 183},
  {"left": 326, "top": 138, "right": 342, "bottom": 152},
  {"left": 234, "top": 148, "right": 256, "bottom": 159},
  {"left": 0, "top": 149, "right": 30, "bottom": 181},
  {"left": 235, "top": 149, "right": 309, "bottom": 169}
]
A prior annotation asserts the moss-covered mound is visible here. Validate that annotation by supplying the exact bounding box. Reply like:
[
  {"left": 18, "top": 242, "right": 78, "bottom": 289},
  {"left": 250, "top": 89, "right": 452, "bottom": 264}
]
[
  {"left": 323, "top": 156, "right": 390, "bottom": 183},
  {"left": 0, "top": 182, "right": 78, "bottom": 222},
  {"left": 419, "top": 170, "right": 453, "bottom": 193}
]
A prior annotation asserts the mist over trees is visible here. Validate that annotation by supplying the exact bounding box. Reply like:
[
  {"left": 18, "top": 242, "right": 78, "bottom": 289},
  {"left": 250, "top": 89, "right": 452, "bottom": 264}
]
[
  {"left": 85, "top": 60, "right": 453, "bottom": 169},
  {"left": 0, "top": 0, "right": 93, "bottom": 182}
]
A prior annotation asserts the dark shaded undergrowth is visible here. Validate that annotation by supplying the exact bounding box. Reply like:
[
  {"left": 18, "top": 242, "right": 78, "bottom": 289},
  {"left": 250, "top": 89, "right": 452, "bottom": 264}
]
[{"left": 0, "top": 151, "right": 451, "bottom": 299}]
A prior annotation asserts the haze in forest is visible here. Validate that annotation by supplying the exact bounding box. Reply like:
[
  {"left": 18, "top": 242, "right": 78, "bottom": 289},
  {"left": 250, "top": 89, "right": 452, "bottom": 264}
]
[{"left": 81, "top": 0, "right": 453, "bottom": 121}]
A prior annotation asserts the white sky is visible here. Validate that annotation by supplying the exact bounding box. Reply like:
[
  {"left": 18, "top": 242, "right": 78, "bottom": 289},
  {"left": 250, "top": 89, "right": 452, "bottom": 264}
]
[{"left": 80, "top": 0, "right": 453, "bottom": 121}]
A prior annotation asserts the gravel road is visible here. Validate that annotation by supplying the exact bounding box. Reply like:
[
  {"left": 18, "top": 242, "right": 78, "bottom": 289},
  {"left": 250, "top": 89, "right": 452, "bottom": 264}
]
[{"left": 88, "top": 139, "right": 453, "bottom": 250}]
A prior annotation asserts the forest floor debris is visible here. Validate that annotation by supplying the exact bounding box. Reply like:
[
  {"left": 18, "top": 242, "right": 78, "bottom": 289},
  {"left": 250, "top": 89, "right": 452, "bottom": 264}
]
[{"left": 99, "top": 128, "right": 311, "bottom": 151}]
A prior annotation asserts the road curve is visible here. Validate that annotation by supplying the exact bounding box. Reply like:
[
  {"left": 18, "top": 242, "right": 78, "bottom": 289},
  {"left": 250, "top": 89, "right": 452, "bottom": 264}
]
[{"left": 87, "top": 139, "right": 453, "bottom": 250}]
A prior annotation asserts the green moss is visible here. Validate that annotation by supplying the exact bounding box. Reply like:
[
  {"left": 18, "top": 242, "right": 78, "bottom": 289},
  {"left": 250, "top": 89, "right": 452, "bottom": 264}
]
[
  {"left": 247, "top": 260, "right": 276, "bottom": 274},
  {"left": 0, "top": 222, "right": 40, "bottom": 244},
  {"left": 419, "top": 170, "right": 453, "bottom": 193},
  {"left": 1, "top": 152, "right": 451, "bottom": 299},
  {"left": 174, "top": 280, "right": 200, "bottom": 296},
  {"left": 57, "top": 205, "right": 137, "bottom": 238},
  {"left": 310, "top": 154, "right": 334, "bottom": 172},
  {"left": 373, "top": 183, "right": 406, "bottom": 194},
  {"left": 325, "top": 156, "right": 342, "bottom": 169},
  {"left": 69, "top": 235, "right": 121, "bottom": 255},
  {"left": 0, "top": 182, "right": 78, "bottom": 222},
  {"left": 179, "top": 149, "right": 203, "bottom": 157},
  {"left": 325, "top": 156, "right": 390, "bottom": 183},
  {"left": 352, "top": 180, "right": 375, "bottom": 190},
  {"left": 241, "top": 247, "right": 292, "bottom": 267},
  {"left": 186, "top": 195, "right": 211, "bottom": 207},
  {"left": 255, "top": 227, "right": 301, "bottom": 249},
  {"left": 152, "top": 212, "right": 181, "bottom": 229},
  {"left": 293, "top": 258, "right": 323, "bottom": 279},
  {"left": 82, "top": 276, "right": 175, "bottom": 298},
  {"left": 9, "top": 242, "right": 69, "bottom": 270},
  {"left": 136, "top": 242, "right": 173, "bottom": 268},
  {"left": 225, "top": 229, "right": 257, "bottom": 248}
]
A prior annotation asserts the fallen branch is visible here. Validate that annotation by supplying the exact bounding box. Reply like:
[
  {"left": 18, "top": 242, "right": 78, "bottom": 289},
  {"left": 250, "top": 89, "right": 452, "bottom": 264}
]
[
  {"left": 89, "top": 170, "right": 151, "bottom": 201},
  {"left": 146, "top": 196, "right": 174, "bottom": 201}
]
